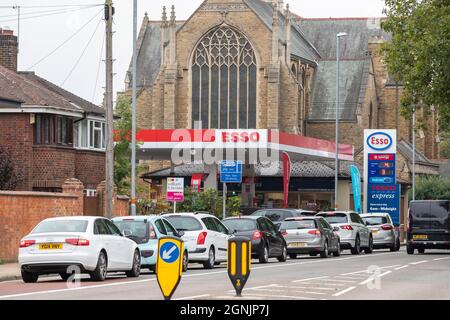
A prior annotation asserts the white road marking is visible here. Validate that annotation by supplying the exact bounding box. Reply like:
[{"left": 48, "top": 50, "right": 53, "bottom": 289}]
[
  {"left": 292, "top": 276, "right": 329, "bottom": 283},
  {"left": 394, "top": 265, "right": 409, "bottom": 270},
  {"left": 300, "top": 282, "right": 348, "bottom": 287},
  {"left": 359, "top": 271, "right": 392, "bottom": 285},
  {"left": 0, "top": 251, "right": 400, "bottom": 299},
  {"left": 314, "top": 279, "right": 357, "bottom": 283},
  {"left": 218, "top": 295, "right": 266, "bottom": 300},
  {"left": 333, "top": 286, "right": 356, "bottom": 297},
  {"left": 228, "top": 293, "right": 317, "bottom": 300},
  {"left": 410, "top": 260, "right": 428, "bottom": 265},
  {"left": 173, "top": 294, "right": 211, "bottom": 300},
  {"left": 275, "top": 285, "right": 335, "bottom": 291},
  {"left": 433, "top": 257, "right": 450, "bottom": 261},
  {"left": 293, "top": 290, "right": 327, "bottom": 295}
]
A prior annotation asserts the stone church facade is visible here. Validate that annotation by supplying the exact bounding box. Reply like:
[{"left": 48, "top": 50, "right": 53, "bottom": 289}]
[{"left": 124, "top": 0, "right": 440, "bottom": 217}]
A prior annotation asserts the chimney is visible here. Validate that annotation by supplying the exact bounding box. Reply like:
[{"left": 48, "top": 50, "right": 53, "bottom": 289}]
[{"left": 0, "top": 28, "right": 18, "bottom": 72}]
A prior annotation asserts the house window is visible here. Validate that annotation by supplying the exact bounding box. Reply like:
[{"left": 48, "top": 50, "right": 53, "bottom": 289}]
[
  {"left": 191, "top": 25, "right": 257, "bottom": 129},
  {"left": 78, "top": 119, "right": 106, "bottom": 150},
  {"left": 34, "top": 114, "right": 73, "bottom": 146}
]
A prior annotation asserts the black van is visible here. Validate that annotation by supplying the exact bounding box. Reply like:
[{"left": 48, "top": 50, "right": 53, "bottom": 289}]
[{"left": 407, "top": 200, "right": 450, "bottom": 254}]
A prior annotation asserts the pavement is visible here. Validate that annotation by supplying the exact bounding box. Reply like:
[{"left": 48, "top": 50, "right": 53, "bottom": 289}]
[
  {"left": 1, "top": 247, "right": 450, "bottom": 300},
  {"left": 0, "top": 263, "right": 21, "bottom": 282}
]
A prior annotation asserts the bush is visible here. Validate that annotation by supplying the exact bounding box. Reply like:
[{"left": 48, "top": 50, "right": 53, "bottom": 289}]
[
  {"left": 410, "top": 176, "right": 450, "bottom": 201},
  {"left": 0, "top": 147, "right": 23, "bottom": 190}
]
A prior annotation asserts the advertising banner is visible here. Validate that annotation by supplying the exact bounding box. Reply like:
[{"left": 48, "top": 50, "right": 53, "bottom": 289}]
[
  {"left": 367, "top": 184, "right": 401, "bottom": 226},
  {"left": 167, "top": 178, "right": 184, "bottom": 202},
  {"left": 350, "top": 165, "right": 362, "bottom": 213},
  {"left": 282, "top": 152, "right": 291, "bottom": 209}
]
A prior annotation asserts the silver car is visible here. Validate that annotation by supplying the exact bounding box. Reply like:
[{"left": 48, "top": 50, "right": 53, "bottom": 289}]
[
  {"left": 279, "top": 217, "right": 341, "bottom": 258},
  {"left": 316, "top": 211, "right": 373, "bottom": 255},
  {"left": 361, "top": 213, "right": 400, "bottom": 251}
]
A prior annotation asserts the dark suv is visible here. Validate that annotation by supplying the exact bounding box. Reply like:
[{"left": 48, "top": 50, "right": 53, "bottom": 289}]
[{"left": 407, "top": 200, "right": 450, "bottom": 254}]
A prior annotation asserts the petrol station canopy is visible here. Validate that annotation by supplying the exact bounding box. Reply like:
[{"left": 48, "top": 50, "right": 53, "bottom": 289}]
[{"left": 134, "top": 129, "right": 354, "bottom": 163}]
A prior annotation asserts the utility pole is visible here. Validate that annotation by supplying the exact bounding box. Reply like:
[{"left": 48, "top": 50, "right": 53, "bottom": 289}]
[
  {"left": 412, "top": 107, "right": 416, "bottom": 201},
  {"left": 13, "top": 5, "right": 20, "bottom": 66},
  {"left": 104, "top": 0, "right": 115, "bottom": 218},
  {"left": 130, "top": 0, "right": 137, "bottom": 215}
]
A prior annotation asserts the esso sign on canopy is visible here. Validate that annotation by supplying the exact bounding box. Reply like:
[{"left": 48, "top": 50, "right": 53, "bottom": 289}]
[
  {"left": 221, "top": 131, "right": 260, "bottom": 143},
  {"left": 367, "top": 132, "right": 393, "bottom": 151},
  {"left": 215, "top": 130, "right": 268, "bottom": 148}
]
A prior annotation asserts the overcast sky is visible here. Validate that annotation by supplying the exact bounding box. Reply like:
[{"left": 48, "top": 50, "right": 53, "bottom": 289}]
[{"left": 0, "top": 0, "right": 385, "bottom": 106}]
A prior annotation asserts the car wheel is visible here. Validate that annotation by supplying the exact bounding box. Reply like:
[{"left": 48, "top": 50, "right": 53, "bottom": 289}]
[
  {"left": 126, "top": 250, "right": 141, "bottom": 278},
  {"left": 259, "top": 245, "right": 269, "bottom": 263},
  {"left": 333, "top": 241, "right": 341, "bottom": 257},
  {"left": 59, "top": 272, "right": 71, "bottom": 281},
  {"left": 406, "top": 243, "right": 415, "bottom": 255},
  {"left": 289, "top": 254, "right": 297, "bottom": 259},
  {"left": 90, "top": 251, "right": 107, "bottom": 281},
  {"left": 21, "top": 270, "right": 39, "bottom": 283},
  {"left": 309, "top": 252, "right": 318, "bottom": 257},
  {"left": 351, "top": 236, "right": 361, "bottom": 255},
  {"left": 418, "top": 248, "right": 425, "bottom": 254},
  {"left": 182, "top": 251, "right": 189, "bottom": 272},
  {"left": 277, "top": 245, "right": 287, "bottom": 262},
  {"left": 320, "top": 241, "right": 329, "bottom": 258},
  {"left": 395, "top": 238, "right": 401, "bottom": 251},
  {"left": 203, "top": 247, "right": 215, "bottom": 269},
  {"left": 149, "top": 265, "right": 156, "bottom": 274},
  {"left": 364, "top": 236, "right": 374, "bottom": 254}
]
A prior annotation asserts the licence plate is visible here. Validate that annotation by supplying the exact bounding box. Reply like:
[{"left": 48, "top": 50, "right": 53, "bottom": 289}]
[
  {"left": 289, "top": 242, "right": 306, "bottom": 248},
  {"left": 413, "top": 235, "right": 428, "bottom": 240},
  {"left": 39, "top": 243, "right": 63, "bottom": 250},
  {"left": 372, "top": 230, "right": 380, "bottom": 235}
]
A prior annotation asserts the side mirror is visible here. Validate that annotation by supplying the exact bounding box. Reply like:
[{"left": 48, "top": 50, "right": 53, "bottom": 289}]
[
  {"left": 122, "top": 230, "right": 132, "bottom": 237},
  {"left": 333, "top": 227, "right": 340, "bottom": 232},
  {"left": 177, "top": 231, "right": 185, "bottom": 237}
]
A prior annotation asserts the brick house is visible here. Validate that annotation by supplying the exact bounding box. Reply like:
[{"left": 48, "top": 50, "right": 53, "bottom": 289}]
[{"left": 0, "top": 28, "right": 106, "bottom": 193}]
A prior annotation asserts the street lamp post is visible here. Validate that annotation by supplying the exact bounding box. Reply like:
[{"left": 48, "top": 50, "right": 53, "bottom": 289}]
[
  {"left": 335, "top": 32, "right": 347, "bottom": 210},
  {"left": 131, "top": 0, "right": 138, "bottom": 215}
]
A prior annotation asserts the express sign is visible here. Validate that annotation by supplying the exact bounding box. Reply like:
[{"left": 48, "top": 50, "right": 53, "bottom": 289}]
[{"left": 366, "top": 132, "right": 393, "bottom": 151}]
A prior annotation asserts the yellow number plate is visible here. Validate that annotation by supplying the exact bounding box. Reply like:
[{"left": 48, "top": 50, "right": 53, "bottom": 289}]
[
  {"left": 39, "top": 243, "right": 63, "bottom": 250},
  {"left": 372, "top": 230, "right": 379, "bottom": 235},
  {"left": 413, "top": 235, "right": 428, "bottom": 240},
  {"left": 289, "top": 242, "right": 306, "bottom": 248}
]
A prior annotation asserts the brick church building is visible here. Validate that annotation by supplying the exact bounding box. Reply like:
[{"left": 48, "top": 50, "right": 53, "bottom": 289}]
[{"left": 126, "top": 0, "right": 440, "bottom": 214}]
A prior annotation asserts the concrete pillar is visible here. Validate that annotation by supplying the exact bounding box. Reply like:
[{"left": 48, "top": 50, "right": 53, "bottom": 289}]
[
  {"left": 204, "top": 164, "right": 218, "bottom": 190},
  {"left": 62, "top": 178, "right": 85, "bottom": 215}
]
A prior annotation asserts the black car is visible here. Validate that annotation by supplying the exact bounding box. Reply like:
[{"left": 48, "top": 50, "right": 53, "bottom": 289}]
[
  {"left": 222, "top": 216, "right": 287, "bottom": 263},
  {"left": 251, "top": 209, "right": 311, "bottom": 227},
  {"left": 407, "top": 200, "right": 450, "bottom": 254}
]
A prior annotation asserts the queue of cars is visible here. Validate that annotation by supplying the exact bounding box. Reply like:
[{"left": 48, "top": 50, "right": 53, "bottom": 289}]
[{"left": 17, "top": 209, "right": 405, "bottom": 283}]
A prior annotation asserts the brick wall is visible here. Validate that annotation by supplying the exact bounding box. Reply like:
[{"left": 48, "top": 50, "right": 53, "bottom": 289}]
[
  {"left": 0, "top": 179, "right": 84, "bottom": 262},
  {"left": 0, "top": 114, "right": 33, "bottom": 190},
  {"left": 75, "top": 150, "right": 105, "bottom": 190}
]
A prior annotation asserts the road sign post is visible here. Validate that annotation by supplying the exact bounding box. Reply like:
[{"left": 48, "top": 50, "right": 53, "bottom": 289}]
[
  {"left": 227, "top": 236, "right": 251, "bottom": 297},
  {"left": 156, "top": 237, "right": 184, "bottom": 300},
  {"left": 220, "top": 161, "right": 242, "bottom": 219}
]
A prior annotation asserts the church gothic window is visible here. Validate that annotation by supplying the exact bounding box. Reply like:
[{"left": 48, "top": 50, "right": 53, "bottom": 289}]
[{"left": 191, "top": 25, "right": 257, "bottom": 129}]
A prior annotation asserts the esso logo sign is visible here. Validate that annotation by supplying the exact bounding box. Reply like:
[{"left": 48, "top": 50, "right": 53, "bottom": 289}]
[
  {"left": 221, "top": 131, "right": 260, "bottom": 143},
  {"left": 367, "top": 132, "right": 392, "bottom": 151}
]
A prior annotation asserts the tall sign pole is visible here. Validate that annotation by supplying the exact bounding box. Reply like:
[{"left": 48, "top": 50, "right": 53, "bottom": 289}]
[
  {"left": 104, "top": 0, "right": 115, "bottom": 218},
  {"left": 130, "top": 0, "right": 138, "bottom": 215}
]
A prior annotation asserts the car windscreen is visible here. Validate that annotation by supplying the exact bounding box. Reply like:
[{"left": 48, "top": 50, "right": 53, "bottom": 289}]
[
  {"left": 280, "top": 220, "right": 317, "bottom": 230},
  {"left": 362, "top": 216, "right": 388, "bottom": 226},
  {"left": 113, "top": 220, "right": 149, "bottom": 243},
  {"left": 165, "top": 216, "right": 203, "bottom": 231},
  {"left": 252, "top": 210, "right": 293, "bottom": 222},
  {"left": 411, "top": 202, "right": 450, "bottom": 219},
  {"left": 317, "top": 213, "right": 348, "bottom": 224},
  {"left": 32, "top": 220, "right": 88, "bottom": 233},
  {"left": 223, "top": 219, "right": 257, "bottom": 232}
]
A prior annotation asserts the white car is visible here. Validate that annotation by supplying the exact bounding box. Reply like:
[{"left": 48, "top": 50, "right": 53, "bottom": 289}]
[
  {"left": 164, "top": 212, "right": 231, "bottom": 269},
  {"left": 316, "top": 211, "right": 373, "bottom": 255},
  {"left": 361, "top": 213, "right": 400, "bottom": 251},
  {"left": 18, "top": 216, "right": 141, "bottom": 283}
]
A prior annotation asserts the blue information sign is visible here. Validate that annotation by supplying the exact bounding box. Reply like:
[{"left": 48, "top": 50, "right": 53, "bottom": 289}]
[
  {"left": 367, "top": 184, "right": 401, "bottom": 226},
  {"left": 220, "top": 161, "right": 243, "bottom": 183}
]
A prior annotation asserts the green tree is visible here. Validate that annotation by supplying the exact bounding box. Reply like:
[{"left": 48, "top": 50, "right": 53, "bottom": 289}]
[
  {"left": 0, "top": 147, "right": 23, "bottom": 190},
  {"left": 410, "top": 176, "right": 450, "bottom": 201},
  {"left": 382, "top": 0, "right": 450, "bottom": 131},
  {"left": 114, "top": 94, "right": 132, "bottom": 195}
]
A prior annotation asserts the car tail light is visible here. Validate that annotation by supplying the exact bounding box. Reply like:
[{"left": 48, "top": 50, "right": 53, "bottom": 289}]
[
  {"left": 340, "top": 225, "right": 354, "bottom": 231},
  {"left": 65, "top": 238, "right": 90, "bottom": 246},
  {"left": 197, "top": 231, "right": 207, "bottom": 245},
  {"left": 308, "top": 229, "right": 321, "bottom": 236},
  {"left": 149, "top": 225, "right": 156, "bottom": 239},
  {"left": 19, "top": 239, "right": 35, "bottom": 248},
  {"left": 252, "top": 230, "right": 263, "bottom": 240},
  {"left": 381, "top": 224, "right": 393, "bottom": 231},
  {"left": 281, "top": 230, "right": 288, "bottom": 236}
]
